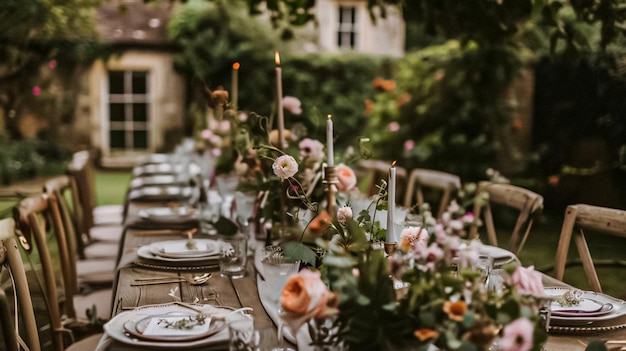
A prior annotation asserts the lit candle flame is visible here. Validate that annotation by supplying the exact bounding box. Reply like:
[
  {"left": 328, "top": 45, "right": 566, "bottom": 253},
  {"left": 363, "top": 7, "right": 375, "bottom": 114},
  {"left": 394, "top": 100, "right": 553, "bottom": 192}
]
[
  {"left": 232, "top": 62, "right": 240, "bottom": 70},
  {"left": 392, "top": 160, "right": 397, "bottom": 167},
  {"left": 275, "top": 51, "right": 280, "bottom": 66},
  {"left": 327, "top": 114, "right": 332, "bottom": 120}
]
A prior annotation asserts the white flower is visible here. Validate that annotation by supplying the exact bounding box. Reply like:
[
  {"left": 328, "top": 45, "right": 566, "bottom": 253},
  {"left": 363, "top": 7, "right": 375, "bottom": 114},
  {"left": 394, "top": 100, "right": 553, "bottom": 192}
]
[
  {"left": 273, "top": 155, "right": 298, "bottom": 180},
  {"left": 336, "top": 206, "right": 353, "bottom": 226}
]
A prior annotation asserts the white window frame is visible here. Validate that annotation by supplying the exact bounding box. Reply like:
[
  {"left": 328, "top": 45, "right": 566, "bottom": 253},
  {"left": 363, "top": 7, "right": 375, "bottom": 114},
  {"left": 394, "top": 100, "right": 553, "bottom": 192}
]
[
  {"left": 337, "top": 5, "right": 358, "bottom": 49},
  {"left": 104, "top": 70, "right": 151, "bottom": 151}
]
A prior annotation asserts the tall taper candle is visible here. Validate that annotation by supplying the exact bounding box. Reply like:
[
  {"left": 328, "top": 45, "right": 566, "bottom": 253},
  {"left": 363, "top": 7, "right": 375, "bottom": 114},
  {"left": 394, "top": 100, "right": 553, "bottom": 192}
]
[
  {"left": 326, "top": 114, "right": 334, "bottom": 167},
  {"left": 387, "top": 161, "right": 397, "bottom": 244},
  {"left": 275, "top": 51, "right": 285, "bottom": 149},
  {"left": 231, "top": 62, "right": 239, "bottom": 113}
]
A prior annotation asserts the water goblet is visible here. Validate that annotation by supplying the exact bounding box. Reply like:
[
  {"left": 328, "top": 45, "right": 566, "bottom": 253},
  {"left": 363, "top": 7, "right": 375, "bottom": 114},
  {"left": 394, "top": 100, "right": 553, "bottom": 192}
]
[{"left": 216, "top": 173, "right": 240, "bottom": 218}]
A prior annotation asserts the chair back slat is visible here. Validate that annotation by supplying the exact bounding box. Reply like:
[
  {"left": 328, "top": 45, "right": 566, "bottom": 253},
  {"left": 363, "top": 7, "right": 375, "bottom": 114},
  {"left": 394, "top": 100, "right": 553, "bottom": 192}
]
[
  {"left": 469, "top": 181, "right": 543, "bottom": 255},
  {"left": 13, "top": 194, "right": 74, "bottom": 351},
  {"left": 554, "top": 204, "right": 626, "bottom": 292},
  {"left": 404, "top": 168, "right": 461, "bottom": 218},
  {"left": 0, "top": 219, "right": 41, "bottom": 351}
]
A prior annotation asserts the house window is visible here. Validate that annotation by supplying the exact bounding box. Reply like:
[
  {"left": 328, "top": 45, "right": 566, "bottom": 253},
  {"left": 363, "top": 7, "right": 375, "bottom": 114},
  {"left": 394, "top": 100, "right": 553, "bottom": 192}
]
[
  {"left": 107, "top": 70, "right": 150, "bottom": 150},
  {"left": 337, "top": 6, "right": 357, "bottom": 49}
]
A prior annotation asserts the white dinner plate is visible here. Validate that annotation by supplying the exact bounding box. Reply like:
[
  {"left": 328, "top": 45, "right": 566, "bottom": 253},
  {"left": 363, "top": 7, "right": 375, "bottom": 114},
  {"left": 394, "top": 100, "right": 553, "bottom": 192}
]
[
  {"left": 148, "top": 239, "right": 220, "bottom": 259},
  {"left": 104, "top": 303, "right": 246, "bottom": 349},
  {"left": 137, "top": 245, "right": 220, "bottom": 263},
  {"left": 139, "top": 206, "right": 196, "bottom": 223},
  {"left": 545, "top": 287, "right": 626, "bottom": 326}
]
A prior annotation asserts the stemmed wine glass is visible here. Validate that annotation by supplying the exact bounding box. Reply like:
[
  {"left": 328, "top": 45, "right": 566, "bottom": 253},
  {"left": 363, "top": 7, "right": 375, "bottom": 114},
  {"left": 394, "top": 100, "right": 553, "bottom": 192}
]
[
  {"left": 215, "top": 173, "right": 239, "bottom": 219},
  {"left": 234, "top": 191, "right": 256, "bottom": 249}
]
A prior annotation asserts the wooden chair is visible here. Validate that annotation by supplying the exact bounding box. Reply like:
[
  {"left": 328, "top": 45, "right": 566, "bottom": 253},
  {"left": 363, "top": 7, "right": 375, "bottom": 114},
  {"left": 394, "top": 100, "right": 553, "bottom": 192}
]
[
  {"left": 553, "top": 204, "right": 626, "bottom": 293},
  {"left": 66, "top": 150, "right": 124, "bottom": 229},
  {"left": 469, "top": 181, "right": 544, "bottom": 255},
  {"left": 403, "top": 168, "right": 461, "bottom": 218},
  {"left": 13, "top": 193, "right": 110, "bottom": 350},
  {"left": 0, "top": 219, "right": 41, "bottom": 351},
  {"left": 44, "top": 175, "right": 117, "bottom": 286},
  {"left": 357, "top": 159, "right": 408, "bottom": 204}
]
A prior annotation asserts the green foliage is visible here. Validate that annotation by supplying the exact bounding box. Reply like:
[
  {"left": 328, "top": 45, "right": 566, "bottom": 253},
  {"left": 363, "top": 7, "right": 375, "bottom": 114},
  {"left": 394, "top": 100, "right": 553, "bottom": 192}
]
[{"left": 0, "top": 133, "right": 68, "bottom": 185}]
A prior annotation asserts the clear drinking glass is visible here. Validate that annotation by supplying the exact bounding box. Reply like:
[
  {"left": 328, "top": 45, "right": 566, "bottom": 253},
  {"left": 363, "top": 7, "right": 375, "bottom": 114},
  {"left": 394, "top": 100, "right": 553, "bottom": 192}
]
[
  {"left": 216, "top": 173, "right": 240, "bottom": 218},
  {"left": 218, "top": 233, "right": 248, "bottom": 279},
  {"left": 228, "top": 318, "right": 259, "bottom": 351}
]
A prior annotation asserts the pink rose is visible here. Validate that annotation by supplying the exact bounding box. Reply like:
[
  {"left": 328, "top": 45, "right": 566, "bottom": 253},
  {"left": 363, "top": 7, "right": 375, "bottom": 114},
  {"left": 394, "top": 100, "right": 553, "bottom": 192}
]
[
  {"left": 510, "top": 265, "right": 545, "bottom": 297},
  {"left": 273, "top": 155, "right": 298, "bottom": 180},
  {"left": 500, "top": 318, "right": 534, "bottom": 351},
  {"left": 280, "top": 269, "right": 337, "bottom": 332},
  {"left": 388, "top": 122, "right": 400, "bottom": 132},
  {"left": 404, "top": 140, "right": 414, "bottom": 151},
  {"left": 399, "top": 226, "right": 429, "bottom": 251},
  {"left": 335, "top": 164, "right": 356, "bottom": 192},
  {"left": 282, "top": 96, "right": 302, "bottom": 115},
  {"left": 299, "top": 138, "right": 325, "bottom": 161}
]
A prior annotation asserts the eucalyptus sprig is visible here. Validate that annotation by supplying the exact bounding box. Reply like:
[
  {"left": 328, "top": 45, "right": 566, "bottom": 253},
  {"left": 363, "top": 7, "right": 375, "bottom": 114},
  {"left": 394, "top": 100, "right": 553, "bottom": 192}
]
[{"left": 158, "top": 315, "right": 208, "bottom": 330}]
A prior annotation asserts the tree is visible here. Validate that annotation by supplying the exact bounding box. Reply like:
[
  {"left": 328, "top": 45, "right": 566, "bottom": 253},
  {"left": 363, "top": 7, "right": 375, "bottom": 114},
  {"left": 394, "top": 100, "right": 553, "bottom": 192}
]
[{"left": 0, "top": 0, "right": 105, "bottom": 138}]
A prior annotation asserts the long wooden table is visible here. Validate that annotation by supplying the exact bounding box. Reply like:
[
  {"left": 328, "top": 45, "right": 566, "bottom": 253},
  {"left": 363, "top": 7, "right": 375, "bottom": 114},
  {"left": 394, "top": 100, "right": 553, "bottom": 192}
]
[
  {"left": 103, "top": 197, "right": 626, "bottom": 351},
  {"left": 103, "top": 201, "right": 280, "bottom": 351}
]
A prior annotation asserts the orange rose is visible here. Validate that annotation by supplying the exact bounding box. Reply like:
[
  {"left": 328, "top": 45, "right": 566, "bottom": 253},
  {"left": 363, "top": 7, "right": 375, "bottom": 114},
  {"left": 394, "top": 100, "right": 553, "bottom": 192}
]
[
  {"left": 280, "top": 269, "right": 336, "bottom": 333},
  {"left": 307, "top": 210, "right": 332, "bottom": 237},
  {"left": 211, "top": 89, "right": 229, "bottom": 104},
  {"left": 414, "top": 328, "right": 439, "bottom": 342},
  {"left": 336, "top": 164, "right": 356, "bottom": 192},
  {"left": 443, "top": 300, "right": 468, "bottom": 322}
]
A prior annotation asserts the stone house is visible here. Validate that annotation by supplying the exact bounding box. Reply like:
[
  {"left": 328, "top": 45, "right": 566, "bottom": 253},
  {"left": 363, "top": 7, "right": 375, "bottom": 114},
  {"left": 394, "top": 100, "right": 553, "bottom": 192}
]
[{"left": 75, "top": 0, "right": 404, "bottom": 167}]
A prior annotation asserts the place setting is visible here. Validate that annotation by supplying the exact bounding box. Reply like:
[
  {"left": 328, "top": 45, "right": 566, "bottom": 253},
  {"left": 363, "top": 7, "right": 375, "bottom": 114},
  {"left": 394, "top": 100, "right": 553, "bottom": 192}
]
[
  {"left": 99, "top": 302, "right": 253, "bottom": 350},
  {"left": 544, "top": 287, "right": 626, "bottom": 333}
]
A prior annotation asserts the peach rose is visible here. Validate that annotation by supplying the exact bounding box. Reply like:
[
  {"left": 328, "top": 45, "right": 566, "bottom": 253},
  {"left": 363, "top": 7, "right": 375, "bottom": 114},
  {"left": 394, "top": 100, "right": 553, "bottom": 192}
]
[
  {"left": 335, "top": 164, "right": 356, "bottom": 192},
  {"left": 307, "top": 210, "right": 332, "bottom": 237},
  {"left": 280, "top": 269, "right": 337, "bottom": 332}
]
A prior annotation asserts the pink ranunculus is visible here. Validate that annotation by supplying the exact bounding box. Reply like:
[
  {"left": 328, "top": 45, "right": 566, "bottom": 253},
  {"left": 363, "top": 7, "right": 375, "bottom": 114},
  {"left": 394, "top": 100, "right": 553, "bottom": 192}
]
[
  {"left": 404, "top": 140, "right": 415, "bottom": 151},
  {"left": 510, "top": 265, "right": 546, "bottom": 297},
  {"left": 499, "top": 318, "right": 534, "bottom": 351},
  {"left": 299, "top": 138, "right": 325, "bottom": 161},
  {"left": 273, "top": 155, "right": 298, "bottom": 180},
  {"left": 336, "top": 206, "right": 353, "bottom": 226},
  {"left": 282, "top": 96, "right": 302, "bottom": 115},
  {"left": 388, "top": 122, "right": 400, "bottom": 132},
  {"left": 280, "top": 269, "right": 337, "bottom": 333},
  {"left": 335, "top": 164, "right": 356, "bottom": 192},
  {"left": 32, "top": 86, "right": 41, "bottom": 96},
  {"left": 48, "top": 60, "right": 57, "bottom": 69}
]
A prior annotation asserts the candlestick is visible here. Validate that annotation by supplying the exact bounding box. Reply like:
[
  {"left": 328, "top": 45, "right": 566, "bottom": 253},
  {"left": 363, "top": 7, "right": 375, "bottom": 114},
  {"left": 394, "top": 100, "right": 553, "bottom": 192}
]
[
  {"left": 275, "top": 51, "right": 285, "bottom": 149},
  {"left": 386, "top": 161, "right": 397, "bottom": 244},
  {"left": 231, "top": 62, "right": 239, "bottom": 113},
  {"left": 326, "top": 114, "right": 334, "bottom": 167}
]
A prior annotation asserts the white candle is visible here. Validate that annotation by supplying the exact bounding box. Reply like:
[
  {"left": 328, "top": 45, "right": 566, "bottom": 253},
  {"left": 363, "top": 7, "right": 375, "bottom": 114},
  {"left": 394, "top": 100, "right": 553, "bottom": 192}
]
[
  {"left": 231, "top": 62, "right": 239, "bottom": 113},
  {"left": 326, "top": 114, "right": 334, "bottom": 167},
  {"left": 387, "top": 161, "right": 397, "bottom": 244},
  {"left": 275, "top": 51, "right": 285, "bottom": 149}
]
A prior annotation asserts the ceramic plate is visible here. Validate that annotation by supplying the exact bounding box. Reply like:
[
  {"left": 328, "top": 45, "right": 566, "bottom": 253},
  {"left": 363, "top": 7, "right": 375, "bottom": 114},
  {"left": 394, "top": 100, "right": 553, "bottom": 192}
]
[
  {"left": 104, "top": 303, "right": 244, "bottom": 349},
  {"left": 139, "top": 207, "right": 196, "bottom": 223},
  {"left": 138, "top": 245, "right": 219, "bottom": 263},
  {"left": 148, "top": 239, "right": 220, "bottom": 259},
  {"left": 545, "top": 287, "right": 626, "bottom": 326},
  {"left": 122, "top": 313, "right": 224, "bottom": 342}
]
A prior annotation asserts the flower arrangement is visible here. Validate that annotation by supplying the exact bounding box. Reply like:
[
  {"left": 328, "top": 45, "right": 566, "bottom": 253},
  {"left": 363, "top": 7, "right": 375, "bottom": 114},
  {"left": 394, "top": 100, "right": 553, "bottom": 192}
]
[{"left": 273, "top": 183, "right": 550, "bottom": 351}]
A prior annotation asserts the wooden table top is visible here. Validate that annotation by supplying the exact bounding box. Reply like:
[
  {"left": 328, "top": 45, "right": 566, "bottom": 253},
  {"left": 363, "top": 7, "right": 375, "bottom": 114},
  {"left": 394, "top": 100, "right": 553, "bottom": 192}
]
[
  {"left": 105, "top": 201, "right": 279, "bottom": 351},
  {"left": 104, "top": 193, "right": 626, "bottom": 351}
]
